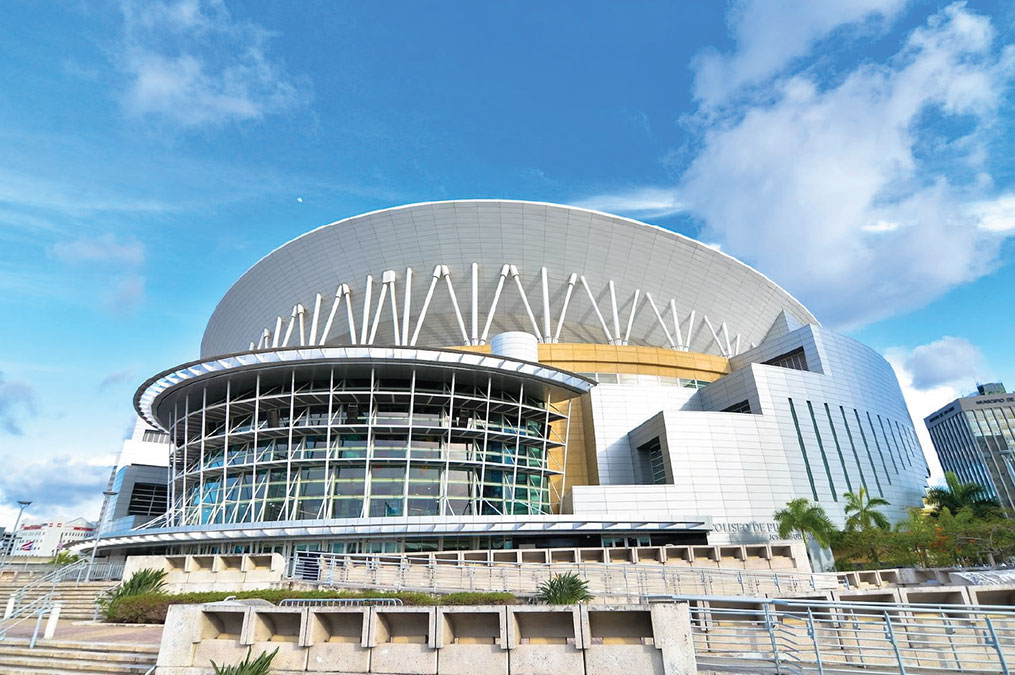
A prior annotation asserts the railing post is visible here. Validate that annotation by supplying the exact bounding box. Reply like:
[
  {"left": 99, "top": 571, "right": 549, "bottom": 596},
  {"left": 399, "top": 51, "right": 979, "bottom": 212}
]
[
  {"left": 806, "top": 608, "right": 824, "bottom": 675},
  {"left": 986, "top": 616, "right": 1010, "bottom": 675},
  {"left": 764, "top": 602, "right": 782, "bottom": 674},
  {"left": 28, "top": 605, "right": 46, "bottom": 650},
  {"left": 883, "top": 611, "right": 906, "bottom": 675}
]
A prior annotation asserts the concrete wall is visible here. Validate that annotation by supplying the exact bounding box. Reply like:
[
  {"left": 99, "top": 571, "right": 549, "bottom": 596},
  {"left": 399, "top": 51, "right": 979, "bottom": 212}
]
[
  {"left": 123, "top": 553, "right": 285, "bottom": 593},
  {"left": 156, "top": 602, "right": 696, "bottom": 674}
]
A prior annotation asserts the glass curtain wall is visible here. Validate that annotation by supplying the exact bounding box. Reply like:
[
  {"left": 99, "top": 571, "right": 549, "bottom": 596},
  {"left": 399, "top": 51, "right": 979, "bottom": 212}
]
[{"left": 162, "top": 364, "right": 568, "bottom": 526}]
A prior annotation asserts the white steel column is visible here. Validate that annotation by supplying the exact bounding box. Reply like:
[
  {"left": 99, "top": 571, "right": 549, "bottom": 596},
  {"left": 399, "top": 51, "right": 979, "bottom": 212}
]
[
  {"left": 480, "top": 264, "right": 510, "bottom": 344},
  {"left": 645, "top": 293, "right": 675, "bottom": 348},
  {"left": 540, "top": 267, "right": 551, "bottom": 342},
  {"left": 443, "top": 266, "right": 470, "bottom": 344},
  {"left": 510, "top": 265, "right": 542, "bottom": 341},
  {"left": 608, "top": 280, "right": 621, "bottom": 343},
  {"left": 320, "top": 285, "right": 348, "bottom": 346},
  {"left": 684, "top": 310, "right": 696, "bottom": 352},
  {"left": 471, "top": 262, "right": 479, "bottom": 345},
  {"left": 367, "top": 276, "right": 390, "bottom": 344},
  {"left": 345, "top": 286, "right": 358, "bottom": 344},
  {"left": 297, "top": 304, "right": 306, "bottom": 347},
  {"left": 282, "top": 305, "right": 298, "bottom": 347},
  {"left": 552, "top": 273, "right": 577, "bottom": 343},
  {"left": 579, "top": 276, "right": 614, "bottom": 344},
  {"left": 359, "top": 275, "right": 373, "bottom": 344},
  {"left": 410, "top": 266, "right": 442, "bottom": 346},
  {"left": 622, "top": 289, "right": 641, "bottom": 346},
  {"left": 401, "top": 267, "right": 413, "bottom": 346},
  {"left": 309, "top": 293, "right": 323, "bottom": 346},
  {"left": 272, "top": 316, "right": 283, "bottom": 348},
  {"left": 388, "top": 272, "right": 401, "bottom": 346}
]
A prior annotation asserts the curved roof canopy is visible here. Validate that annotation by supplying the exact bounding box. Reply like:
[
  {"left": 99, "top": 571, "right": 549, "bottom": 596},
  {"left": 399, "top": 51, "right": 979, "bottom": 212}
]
[{"left": 202, "top": 200, "right": 816, "bottom": 358}]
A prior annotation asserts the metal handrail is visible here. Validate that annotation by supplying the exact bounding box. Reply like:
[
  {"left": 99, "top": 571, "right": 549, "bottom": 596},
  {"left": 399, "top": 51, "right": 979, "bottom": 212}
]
[
  {"left": 288, "top": 549, "right": 843, "bottom": 598},
  {"left": 6, "top": 560, "right": 123, "bottom": 621},
  {"left": 660, "top": 594, "right": 1015, "bottom": 674},
  {"left": 278, "top": 598, "right": 403, "bottom": 607},
  {"left": 0, "top": 590, "right": 55, "bottom": 645}
]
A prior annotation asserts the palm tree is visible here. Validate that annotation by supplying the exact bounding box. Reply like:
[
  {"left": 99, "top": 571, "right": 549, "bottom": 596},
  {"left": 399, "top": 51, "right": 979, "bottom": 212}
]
[
  {"left": 843, "top": 487, "right": 890, "bottom": 532},
  {"left": 774, "top": 498, "right": 835, "bottom": 565},
  {"left": 925, "top": 471, "right": 1000, "bottom": 519}
]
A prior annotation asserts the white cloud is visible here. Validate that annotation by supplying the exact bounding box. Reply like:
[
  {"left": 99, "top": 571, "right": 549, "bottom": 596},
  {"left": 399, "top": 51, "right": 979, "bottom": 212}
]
[
  {"left": 0, "top": 372, "right": 36, "bottom": 436},
  {"left": 51, "top": 233, "right": 145, "bottom": 266},
  {"left": 680, "top": 3, "right": 1015, "bottom": 329},
  {"left": 904, "top": 336, "right": 989, "bottom": 390},
  {"left": 885, "top": 337, "right": 991, "bottom": 485},
  {"left": 574, "top": 187, "right": 684, "bottom": 219},
  {"left": 0, "top": 455, "right": 115, "bottom": 526},
  {"left": 861, "top": 220, "right": 900, "bottom": 233},
  {"left": 971, "top": 194, "right": 1015, "bottom": 232},
  {"left": 692, "top": 0, "right": 907, "bottom": 106},
  {"left": 117, "top": 0, "right": 309, "bottom": 127}
]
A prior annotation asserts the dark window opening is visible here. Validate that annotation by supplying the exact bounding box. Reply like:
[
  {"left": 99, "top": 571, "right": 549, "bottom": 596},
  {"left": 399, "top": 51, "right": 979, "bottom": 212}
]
[
  {"left": 127, "top": 482, "right": 168, "bottom": 516},
  {"left": 764, "top": 347, "right": 809, "bottom": 372},
  {"left": 722, "top": 400, "right": 752, "bottom": 414}
]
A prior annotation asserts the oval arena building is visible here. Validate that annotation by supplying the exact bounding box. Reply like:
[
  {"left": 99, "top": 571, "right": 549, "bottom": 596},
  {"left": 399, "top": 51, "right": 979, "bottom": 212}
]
[{"left": 96, "top": 200, "right": 928, "bottom": 561}]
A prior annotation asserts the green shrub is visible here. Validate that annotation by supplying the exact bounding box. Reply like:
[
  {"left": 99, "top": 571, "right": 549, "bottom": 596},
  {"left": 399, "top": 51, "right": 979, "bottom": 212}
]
[
  {"left": 212, "top": 646, "right": 278, "bottom": 675},
  {"left": 536, "top": 572, "right": 593, "bottom": 604},
  {"left": 104, "top": 588, "right": 519, "bottom": 624},
  {"left": 103, "top": 568, "right": 169, "bottom": 620}
]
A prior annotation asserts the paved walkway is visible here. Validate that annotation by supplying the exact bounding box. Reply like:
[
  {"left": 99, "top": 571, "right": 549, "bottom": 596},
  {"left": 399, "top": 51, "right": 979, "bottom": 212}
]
[{"left": 3, "top": 619, "right": 163, "bottom": 645}]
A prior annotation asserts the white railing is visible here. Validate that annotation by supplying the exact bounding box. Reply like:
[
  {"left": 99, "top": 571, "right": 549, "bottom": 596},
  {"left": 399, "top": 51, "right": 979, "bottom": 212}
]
[{"left": 288, "top": 550, "right": 843, "bottom": 599}]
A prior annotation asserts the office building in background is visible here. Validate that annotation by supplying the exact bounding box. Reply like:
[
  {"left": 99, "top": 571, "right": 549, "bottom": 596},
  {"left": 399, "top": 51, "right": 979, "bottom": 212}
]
[{"left": 925, "top": 383, "right": 1015, "bottom": 509}]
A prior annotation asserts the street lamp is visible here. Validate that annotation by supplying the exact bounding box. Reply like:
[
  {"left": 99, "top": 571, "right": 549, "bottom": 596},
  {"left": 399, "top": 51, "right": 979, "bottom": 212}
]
[
  {"left": 86, "top": 490, "right": 118, "bottom": 582},
  {"left": 0, "top": 500, "right": 32, "bottom": 580}
]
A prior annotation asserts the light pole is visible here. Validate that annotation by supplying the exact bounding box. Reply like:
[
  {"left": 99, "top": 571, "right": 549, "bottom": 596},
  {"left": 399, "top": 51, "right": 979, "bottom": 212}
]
[
  {"left": 86, "top": 490, "right": 118, "bottom": 582},
  {"left": 0, "top": 500, "right": 32, "bottom": 580}
]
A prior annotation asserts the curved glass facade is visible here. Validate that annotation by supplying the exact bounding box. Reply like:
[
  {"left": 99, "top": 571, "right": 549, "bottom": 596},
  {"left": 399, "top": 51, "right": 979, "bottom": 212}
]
[{"left": 161, "top": 362, "right": 570, "bottom": 527}]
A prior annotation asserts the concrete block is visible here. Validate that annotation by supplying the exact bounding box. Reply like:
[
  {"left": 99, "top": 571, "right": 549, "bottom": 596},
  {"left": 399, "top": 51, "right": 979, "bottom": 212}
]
[
  {"left": 369, "top": 607, "right": 437, "bottom": 674},
  {"left": 437, "top": 606, "right": 508, "bottom": 675},
  {"left": 507, "top": 606, "right": 583, "bottom": 675},
  {"left": 305, "top": 608, "right": 370, "bottom": 673},
  {"left": 242, "top": 607, "right": 309, "bottom": 671}
]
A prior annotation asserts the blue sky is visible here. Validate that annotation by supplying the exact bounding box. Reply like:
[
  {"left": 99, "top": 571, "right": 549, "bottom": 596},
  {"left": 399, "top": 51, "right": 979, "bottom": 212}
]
[{"left": 0, "top": 0, "right": 1013, "bottom": 524}]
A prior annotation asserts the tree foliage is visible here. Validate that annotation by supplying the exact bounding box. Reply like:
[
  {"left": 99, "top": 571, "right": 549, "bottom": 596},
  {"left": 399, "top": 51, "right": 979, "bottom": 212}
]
[
  {"left": 774, "top": 498, "right": 835, "bottom": 548},
  {"left": 925, "top": 471, "right": 1001, "bottom": 519},
  {"left": 842, "top": 487, "right": 890, "bottom": 533}
]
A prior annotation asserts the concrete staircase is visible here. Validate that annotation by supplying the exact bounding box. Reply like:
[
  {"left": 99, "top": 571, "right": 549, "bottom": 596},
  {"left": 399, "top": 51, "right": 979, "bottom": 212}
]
[
  {"left": 0, "top": 638, "right": 157, "bottom": 674},
  {"left": 0, "top": 581, "right": 117, "bottom": 621}
]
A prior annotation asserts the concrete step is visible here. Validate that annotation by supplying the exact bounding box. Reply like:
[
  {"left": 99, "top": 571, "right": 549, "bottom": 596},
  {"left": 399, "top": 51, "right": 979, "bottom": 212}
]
[
  {"left": 0, "top": 657, "right": 151, "bottom": 674},
  {"left": 0, "top": 639, "right": 156, "bottom": 674}
]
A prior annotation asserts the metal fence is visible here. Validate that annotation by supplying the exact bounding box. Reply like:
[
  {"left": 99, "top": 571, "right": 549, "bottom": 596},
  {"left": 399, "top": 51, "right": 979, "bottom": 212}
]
[
  {"left": 289, "top": 550, "right": 843, "bottom": 599},
  {"left": 652, "top": 595, "right": 1015, "bottom": 674},
  {"left": 278, "top": 597, "right": 403, "bottom": 607}
]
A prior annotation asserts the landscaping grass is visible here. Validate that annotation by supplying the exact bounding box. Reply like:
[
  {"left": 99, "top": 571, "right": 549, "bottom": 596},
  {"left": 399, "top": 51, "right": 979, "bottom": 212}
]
[{"left": 105, "top": 588, "right": 518, "bottom": 624}]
